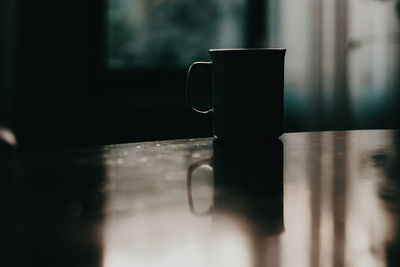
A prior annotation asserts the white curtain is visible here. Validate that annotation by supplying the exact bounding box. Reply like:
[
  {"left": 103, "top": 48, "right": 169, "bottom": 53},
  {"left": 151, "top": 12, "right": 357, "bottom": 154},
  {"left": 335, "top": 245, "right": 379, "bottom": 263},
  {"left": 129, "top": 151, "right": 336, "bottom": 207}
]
[{"left": 269, "top": 0, "right": 400, "bottom": 131}]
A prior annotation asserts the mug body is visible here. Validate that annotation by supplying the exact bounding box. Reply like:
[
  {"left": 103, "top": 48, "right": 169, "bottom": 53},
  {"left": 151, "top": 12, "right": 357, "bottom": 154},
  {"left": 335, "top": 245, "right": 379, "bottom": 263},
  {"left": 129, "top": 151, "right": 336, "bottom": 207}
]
[{"left": 209, "top": 48, "right": 286, "bottom": 141}]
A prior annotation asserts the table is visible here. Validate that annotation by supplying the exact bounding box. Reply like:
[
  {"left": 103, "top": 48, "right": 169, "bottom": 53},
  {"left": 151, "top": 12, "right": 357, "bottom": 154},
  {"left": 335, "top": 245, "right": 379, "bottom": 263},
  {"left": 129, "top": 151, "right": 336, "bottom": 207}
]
[{"left": 2, "top": 130, "right": 399, "bottom": 267}]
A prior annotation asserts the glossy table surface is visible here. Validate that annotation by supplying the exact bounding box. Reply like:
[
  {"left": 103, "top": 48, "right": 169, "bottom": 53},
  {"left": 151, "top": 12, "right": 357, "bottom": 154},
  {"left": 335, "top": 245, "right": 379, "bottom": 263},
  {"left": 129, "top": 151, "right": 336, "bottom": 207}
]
[{"left": 2, "top": 130, "right": 400, "bottom": 267}]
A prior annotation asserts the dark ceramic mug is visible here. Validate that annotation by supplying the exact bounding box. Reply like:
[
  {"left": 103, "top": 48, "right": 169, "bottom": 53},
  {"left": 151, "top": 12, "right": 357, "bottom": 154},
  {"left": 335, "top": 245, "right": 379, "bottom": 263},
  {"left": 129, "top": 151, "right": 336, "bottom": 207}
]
[{"left": 186, "top": 48, "right": 286, "bottom": 141}]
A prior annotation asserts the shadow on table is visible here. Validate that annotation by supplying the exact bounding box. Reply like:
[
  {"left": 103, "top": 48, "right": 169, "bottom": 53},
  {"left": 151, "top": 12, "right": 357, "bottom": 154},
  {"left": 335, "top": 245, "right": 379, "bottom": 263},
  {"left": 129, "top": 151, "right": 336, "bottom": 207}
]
[
  {"left": 373, "top": 131, "right": 400, "bottom": 267},
  {"left": 187, "top": 138, "right": 284, "bottom": 266},
  {"left": 1, "top": 149, "right": 106, "bottom": 267}
]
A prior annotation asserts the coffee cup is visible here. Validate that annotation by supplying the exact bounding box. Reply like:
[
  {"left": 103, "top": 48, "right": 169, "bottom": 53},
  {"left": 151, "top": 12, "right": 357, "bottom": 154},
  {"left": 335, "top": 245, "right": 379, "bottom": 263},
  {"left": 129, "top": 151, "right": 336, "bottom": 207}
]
[{"left": 186, "top": 48, "right": 286, "bottom": 142}]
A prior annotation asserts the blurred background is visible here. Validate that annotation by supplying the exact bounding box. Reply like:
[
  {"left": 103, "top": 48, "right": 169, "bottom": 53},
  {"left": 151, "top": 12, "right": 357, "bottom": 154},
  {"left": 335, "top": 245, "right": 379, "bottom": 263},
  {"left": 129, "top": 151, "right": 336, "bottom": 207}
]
[{"left": 0, "top": 0, "right": 399, "bottom": 147}]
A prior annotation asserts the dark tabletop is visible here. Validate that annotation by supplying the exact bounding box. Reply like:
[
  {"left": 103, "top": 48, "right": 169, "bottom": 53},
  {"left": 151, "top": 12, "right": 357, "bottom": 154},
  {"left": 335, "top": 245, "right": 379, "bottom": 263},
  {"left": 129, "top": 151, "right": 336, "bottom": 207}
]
[{"left": 1, "top": 130, "right": 400, "bottom": 267}]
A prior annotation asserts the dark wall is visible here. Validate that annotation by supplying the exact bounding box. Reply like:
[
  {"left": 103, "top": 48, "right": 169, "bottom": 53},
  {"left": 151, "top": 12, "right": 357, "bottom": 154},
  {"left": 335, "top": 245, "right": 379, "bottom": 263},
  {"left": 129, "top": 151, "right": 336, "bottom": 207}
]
[
  {"left": 12, "top": 0, "right": 211, "bottom": 148},
  {"left": 0, "top": 0, "right": 17, "bottom": 126},
  {"left": 14, "top": 0, "right": 102, "bottom": 146}
]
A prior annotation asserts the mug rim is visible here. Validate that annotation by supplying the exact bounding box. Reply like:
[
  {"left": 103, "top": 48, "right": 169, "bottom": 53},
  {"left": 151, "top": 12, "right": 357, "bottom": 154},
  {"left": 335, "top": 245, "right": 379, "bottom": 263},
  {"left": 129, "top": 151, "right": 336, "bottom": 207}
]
[{"left": 209, "top": 48, "right": 286, "bottom": 52}]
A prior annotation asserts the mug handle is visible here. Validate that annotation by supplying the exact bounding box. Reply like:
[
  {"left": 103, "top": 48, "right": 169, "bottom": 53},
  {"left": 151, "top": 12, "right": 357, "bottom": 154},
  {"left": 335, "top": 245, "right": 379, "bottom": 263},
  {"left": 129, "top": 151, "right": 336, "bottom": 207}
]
[
  {"left": 187, "top": 158, "right": 213, "bottom": 216},
  {"left": 185, "top": 62, "right": 213, "bottom": 114}
]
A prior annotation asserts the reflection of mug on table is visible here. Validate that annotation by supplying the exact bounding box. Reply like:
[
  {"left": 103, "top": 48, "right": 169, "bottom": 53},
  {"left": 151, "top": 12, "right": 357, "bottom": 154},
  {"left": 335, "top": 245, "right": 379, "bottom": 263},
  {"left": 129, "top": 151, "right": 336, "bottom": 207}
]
[
  {"left": 187, "top": 139, "right": 284, "bottom": 235},
  {"left": 186, "top": 48, "right": 286, "bottom": 142}
]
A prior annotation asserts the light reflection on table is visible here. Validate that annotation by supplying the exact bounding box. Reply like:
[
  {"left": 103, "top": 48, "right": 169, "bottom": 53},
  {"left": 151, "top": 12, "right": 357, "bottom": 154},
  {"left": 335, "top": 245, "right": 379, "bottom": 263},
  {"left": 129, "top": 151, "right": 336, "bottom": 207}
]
[
  {"left": 101, "top": 130, "right": 400, "bottom": 267},
  {"left": 1, "top": 130, "right": 398, "bottom": 266}
]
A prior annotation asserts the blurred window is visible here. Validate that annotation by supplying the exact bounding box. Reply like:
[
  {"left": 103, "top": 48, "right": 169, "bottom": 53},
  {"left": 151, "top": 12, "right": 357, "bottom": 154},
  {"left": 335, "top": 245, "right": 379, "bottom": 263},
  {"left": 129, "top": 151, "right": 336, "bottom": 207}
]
[
  {"left": 107, "top": 0, "right": 246, "bottom": 70},
  {"left": 269, "top": 0, "right": 400, "bottom": 130},
  {"left": 106, "top": 0, "right": 400, "bottom": 129}
]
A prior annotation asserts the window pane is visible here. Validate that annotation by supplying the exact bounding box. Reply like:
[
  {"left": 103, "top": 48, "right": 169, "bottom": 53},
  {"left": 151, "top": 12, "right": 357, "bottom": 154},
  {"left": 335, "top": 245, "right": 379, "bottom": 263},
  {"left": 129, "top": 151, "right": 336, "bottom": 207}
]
[
  {"left": 269, "top": 0, "right": 400, "bottom": 130},
  {"left": 107, "top": 0, "right": 246, "bottom": 69}
]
